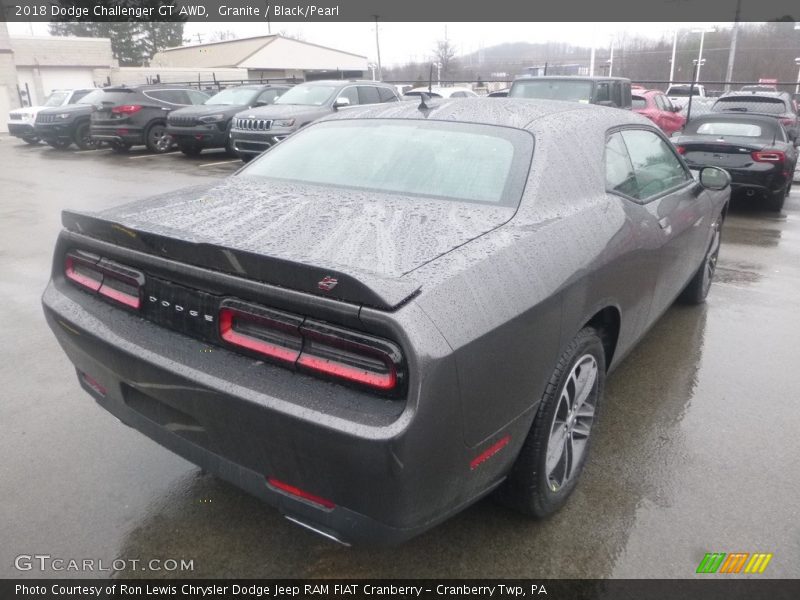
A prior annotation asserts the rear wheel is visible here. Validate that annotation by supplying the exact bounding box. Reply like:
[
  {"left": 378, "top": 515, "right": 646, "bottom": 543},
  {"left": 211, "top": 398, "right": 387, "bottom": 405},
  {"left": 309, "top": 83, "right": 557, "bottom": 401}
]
[
  {"left": 497, "top": 327, "right": 606, "bottom": 518},
  {"left": 110, "top": 142, "right": 131, "bottom": 154},
  {"left": 73, "top": 122, "right": 99, "bottom": 150},
  {"left": 179, "top": 142, "right": 203, "bottom": 156},
  {"left": 22, "top": 136, "right": 40, "bottom": 145},
  {"left": 46, "top": 138, "right": 72, "bottom": 150},
  {"left": 680, "top": 214, "right": 722, "bottom": 304},
  {"left": 766, "top": 187, "right": 786, "bottom": 212},
  {"left": 145, "top": 122, "right": 172, "bottom": 153},
  {"left": 239, "top": 153, "right": 254, "bottom": 163}
]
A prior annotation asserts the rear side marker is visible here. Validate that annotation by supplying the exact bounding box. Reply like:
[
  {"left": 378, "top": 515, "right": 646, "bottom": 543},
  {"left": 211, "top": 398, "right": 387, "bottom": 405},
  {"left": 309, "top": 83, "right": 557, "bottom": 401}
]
[
  {"left": 470, "top": 435, "right": 511, "bottom": 470},
  {"left": 267, "top": 477, "right": 335, "bottom": 510}
]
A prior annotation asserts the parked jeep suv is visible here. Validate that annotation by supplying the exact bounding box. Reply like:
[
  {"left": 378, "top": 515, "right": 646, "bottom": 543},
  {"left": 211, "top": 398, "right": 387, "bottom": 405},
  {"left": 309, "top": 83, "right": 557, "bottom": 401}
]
[
  {"left": 509, "top": 76, "right": 632, "bottom": 109},
  {"left": 35, "top": 89, "right": 108, "bottom": 150},
  {"left": 230, "top": 80, "right": 400, "bottom": 161},
  {"left": 8, "top": 89, "right": 94, "bottom": 144},
  {"left": 90, "top": 85, "right": 209, "bottom": 153},
  {"left": 167, "top": 84, "right": 291, "bottom": 156}
]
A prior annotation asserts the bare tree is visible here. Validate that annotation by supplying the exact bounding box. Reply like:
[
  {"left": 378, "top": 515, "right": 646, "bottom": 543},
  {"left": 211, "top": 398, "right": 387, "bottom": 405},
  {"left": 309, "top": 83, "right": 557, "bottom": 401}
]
[
  {"left": 208, "top": 30, "right": 238, "bottom": 42},
  {"left": 433, "top": 39, "right": 457, "bottom": 79}
]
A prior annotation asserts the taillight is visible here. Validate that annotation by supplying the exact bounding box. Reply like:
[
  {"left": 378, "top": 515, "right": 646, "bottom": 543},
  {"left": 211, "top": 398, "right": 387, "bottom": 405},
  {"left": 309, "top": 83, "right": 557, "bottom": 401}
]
[
  {"left": 267, "top": 478, "right": 335, "bottom": 509},
  {"left": 218, "top": 301, "right": 303, "bottom": 365},
  {"left": 751, "top": 151, "right": 785, "bottom": 163},
  {"left": 111, "top": 104, "right": 142, "bottom": 115},
  {"left": 218, "top": 301, "right": 405, "bottom": 394},
  {"left": 675, "top": 145, "right": 686, "bottom": 155},
  {"left": 778, "top": 117, "right": 795, "bottom": 127},
  {"left": 64, "top": 251, "right": 143, "bottom": 310},
  {"left": 297, "top": 321, "right": 402, "bottom": 391}
]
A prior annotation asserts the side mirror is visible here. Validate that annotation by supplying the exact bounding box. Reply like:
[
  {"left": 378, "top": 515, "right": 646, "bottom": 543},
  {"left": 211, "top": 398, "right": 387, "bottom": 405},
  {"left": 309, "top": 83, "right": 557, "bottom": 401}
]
[
  {"left": 699, "top": 166, "right": 731, "bottom": 191},
  {"left": 252, "top": 100, "right": 269, "bottom": 107},
  {"left": 333, "top": 96, "right": 351, "bottom": 109}
]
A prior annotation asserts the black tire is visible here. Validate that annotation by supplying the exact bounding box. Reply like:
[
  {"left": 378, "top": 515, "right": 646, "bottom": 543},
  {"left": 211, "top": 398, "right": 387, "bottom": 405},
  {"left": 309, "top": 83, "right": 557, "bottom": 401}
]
[
  {"left": 144, "top": 122, "right": 172, "bottom": 154},
  {"left": 239, "top": 153, "right": 254, "bottom": 163},
  {"left": 765, "top": 188, "right": 786, "bottom": 212},
  {"left": 46, "top": 138, "right": 72, "bottom": 150},
  {"left": 110, "top": 142, "right": 131, "bottom": 154},
  {"left": 73, "top": 122, "right": 99, "bottom": 150},
  {"left": 680, "top": 214, "right": 723, "bottom": 305},
  {"left": 497, "top": 327, "right": 606, "bottom": 518},
  {"left": 22, "top": 136, "right": 40, "bottom": 145},
  {"left": 179, "top": 143, "right": 203, "bottom": 157}
]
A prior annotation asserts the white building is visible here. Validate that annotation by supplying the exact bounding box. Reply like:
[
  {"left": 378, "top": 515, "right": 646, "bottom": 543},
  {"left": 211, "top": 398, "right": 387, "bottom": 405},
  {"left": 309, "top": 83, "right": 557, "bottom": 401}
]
[{"left": 151, "top": 35, "right": 368, "bottom": 81}]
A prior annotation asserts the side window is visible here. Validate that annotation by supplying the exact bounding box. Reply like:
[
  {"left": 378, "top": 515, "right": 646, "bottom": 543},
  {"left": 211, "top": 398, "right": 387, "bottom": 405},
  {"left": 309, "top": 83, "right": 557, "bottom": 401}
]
[
  {"left": 187, "top": 90, "right": 209, "bottom": 105},
  {"left": 611, "top": 83, "right": 622, "bottom": 108},
  {"left": 378, "top": 87, "right": 398, "bottom": 103},
  {"left": 337, "top": 86, "right": 359, "bottom": 106},
  {"left": 256, "top": 89, "right": 282, "bottom": 104},
  {"left": 654, "top": 95, "right": 667, "bottom": 111},
  {"left": 620, "top": 129, "right": 690, "bottom": 200},
  {"left": 596, "top": 83, "right": 610, "bottom": 103},
  {"left": 605, "top": 132, "right": 639, "bottom": 199},
  {"left": 357, "top": 86, "right": 381, "bottom": 105},
  {"left": 145, "top": 90, "right": 190, "bottom": 105}
]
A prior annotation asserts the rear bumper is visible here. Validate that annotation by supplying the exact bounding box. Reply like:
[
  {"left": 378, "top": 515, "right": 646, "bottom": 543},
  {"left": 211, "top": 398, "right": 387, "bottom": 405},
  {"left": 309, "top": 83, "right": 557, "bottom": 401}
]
[
  {"left": 41, "top": 265, "right": 521, "bottom": 544},
  {"left": 167, "top": 125, "right": 228, "bottom": 148},
  {"left": 90, "top": 125, "right": 145, "bottom": 145}
]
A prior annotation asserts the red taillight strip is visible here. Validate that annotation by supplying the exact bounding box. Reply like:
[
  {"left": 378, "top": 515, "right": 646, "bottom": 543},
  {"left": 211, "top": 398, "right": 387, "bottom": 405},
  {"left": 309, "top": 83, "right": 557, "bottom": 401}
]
[
  {"left": 65, "top": 254, "right": 102, "bottom": 291},
  {"left": 218, "top": 307, "right": 301, "bottom": 364},
  {"left": 675, "top": 145, "right": 686, "bottom": 155},
  {"left": 296, "top": 353, "right": 396, "bottom": 390},
  {"left": 98, "top": 284, "right": 140, "bottom": 309},
  {"left": 751, "top": 151, "right": 785, "bottom": 163},
  {"left": 267, "top": 477, "right": 335, "bottom": 509},
  {"left": 470, "top": 435, "right": 511, "bottom": 470},
  {"left": 111, "top": 104, "right": 142, "bottom": 114}
]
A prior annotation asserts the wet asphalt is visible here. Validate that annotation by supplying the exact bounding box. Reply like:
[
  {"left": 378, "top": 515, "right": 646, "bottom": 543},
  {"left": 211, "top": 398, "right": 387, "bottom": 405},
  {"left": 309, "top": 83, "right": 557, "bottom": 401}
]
[{"left": 1, "top": 137, "right": 798, "bottom": 579}]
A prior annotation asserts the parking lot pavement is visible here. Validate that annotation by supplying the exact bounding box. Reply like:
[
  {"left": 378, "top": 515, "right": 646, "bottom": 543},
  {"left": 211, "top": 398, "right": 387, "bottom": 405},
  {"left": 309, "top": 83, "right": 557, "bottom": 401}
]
[{"left": 1, "top": 136, "right": 799, "bottom": 579}]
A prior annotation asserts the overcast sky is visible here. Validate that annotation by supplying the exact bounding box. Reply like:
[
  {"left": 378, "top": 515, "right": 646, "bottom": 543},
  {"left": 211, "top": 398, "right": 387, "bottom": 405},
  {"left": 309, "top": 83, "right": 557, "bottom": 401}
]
[{"left": 9, "top": 21, "right": 732, "bottom": 66}]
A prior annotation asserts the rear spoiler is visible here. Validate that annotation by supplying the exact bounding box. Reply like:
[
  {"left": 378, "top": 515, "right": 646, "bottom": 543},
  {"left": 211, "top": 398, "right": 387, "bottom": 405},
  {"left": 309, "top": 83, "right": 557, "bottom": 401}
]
[{"left": 61, "top": 210, "right": 420, "bottom": 311}]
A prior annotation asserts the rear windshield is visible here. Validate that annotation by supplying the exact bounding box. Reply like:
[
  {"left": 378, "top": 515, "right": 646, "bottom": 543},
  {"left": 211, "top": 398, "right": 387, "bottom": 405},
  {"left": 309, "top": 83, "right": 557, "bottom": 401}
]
[
  {"left": 509, "top": 80, "right": 593, "bottom": 103},
  {"left": 668, "top": 87, "right": 701, "bottom": 97},
  {"left": 274, "top": 85, "right": 336, "bottom": 106},
  {"left": 693, "top": 122, "right": 766, "bottom": 137},
  {"left": 95, "top": 90, "right": 137, "bottom": 104},
  {"left": 632, "top": 96, "right": 647, "bottom": 109},
  {"left": 712, "top": 97, "right": 787, "bottom": 114},
  {"left": 205, "top": 87, "right": 259, "bottom": 106},
  {"left": 240, "top": 119, "right": 533, "bottom": 206},
  {"left": 405, "top": 91, "right": 443, "bottom": 98},
  {"left": 77, "top": 90, "right": 106, "bottom": 105}
]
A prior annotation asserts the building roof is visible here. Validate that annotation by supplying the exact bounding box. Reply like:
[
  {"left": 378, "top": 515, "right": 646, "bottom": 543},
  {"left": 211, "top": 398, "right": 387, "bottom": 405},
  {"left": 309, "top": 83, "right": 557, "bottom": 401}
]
[
  {"left": 152, "top": 35, "right": 368, "bottom": 71},
  {"left": 10, "top": 35, "right": 116, "bottom": 68}
]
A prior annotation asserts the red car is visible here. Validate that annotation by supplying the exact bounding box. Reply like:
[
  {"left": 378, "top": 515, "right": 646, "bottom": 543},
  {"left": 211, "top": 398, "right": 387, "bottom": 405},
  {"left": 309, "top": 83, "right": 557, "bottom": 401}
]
[{"left": 632, "top": 89, "right": 686, "bottom": 135}]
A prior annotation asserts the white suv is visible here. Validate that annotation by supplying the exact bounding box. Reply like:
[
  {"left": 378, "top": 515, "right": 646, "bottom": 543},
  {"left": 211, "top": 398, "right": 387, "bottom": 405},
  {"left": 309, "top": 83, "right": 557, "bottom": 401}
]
[{"left": 7, "top": 89, "right": 94, "bottom": 144}]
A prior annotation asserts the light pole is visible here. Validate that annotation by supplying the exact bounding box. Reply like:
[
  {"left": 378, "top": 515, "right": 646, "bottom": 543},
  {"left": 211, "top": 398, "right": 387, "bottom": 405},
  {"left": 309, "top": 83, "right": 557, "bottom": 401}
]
[
  {"left": 669, "top": 29, "right": 678, "bottom": 85},
  {"left": 691, "top": 27, "right": 716, "bottom": 83},
  {"left": 795, "top": 57, "right": 800, "bottom": 96},
  {"left": 373, "top": 15, "right": 382, "bottom": 81},
  {"left": 607, "top": 40, "right": 614, "bottom": 77}
]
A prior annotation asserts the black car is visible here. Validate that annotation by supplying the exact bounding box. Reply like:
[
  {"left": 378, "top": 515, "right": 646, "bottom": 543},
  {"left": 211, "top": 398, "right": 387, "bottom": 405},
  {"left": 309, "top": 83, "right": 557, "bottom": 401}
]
[
  {"left": 166, "top": 84, "right": 291, "bottom": 156},
  {"left": 711, "top": 91, "right": 799, "bottom": 140},
  {"left": 229, "top": 80, "right": 400, "bottom": 161},
  {"left": 673, "top": 113, "right": 798, "bottom": 211},
  {"left": 43, "top": 99, "right": 730, "bottom": 545},
  {"left": 34, "top": 89, "right": 107, "bottom": 150},
  {"left": 508, "top": 76, "right": 632, "bottom": 109},
  {"left": 90, "top": 85, "right": 209, "bottom": 153}
]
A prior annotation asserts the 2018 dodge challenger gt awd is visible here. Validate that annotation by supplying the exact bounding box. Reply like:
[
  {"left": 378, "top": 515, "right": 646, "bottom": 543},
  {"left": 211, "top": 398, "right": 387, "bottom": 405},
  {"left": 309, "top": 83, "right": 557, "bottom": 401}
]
[{"left": 43, "top": 98, "right": 731, "bottom": 545}]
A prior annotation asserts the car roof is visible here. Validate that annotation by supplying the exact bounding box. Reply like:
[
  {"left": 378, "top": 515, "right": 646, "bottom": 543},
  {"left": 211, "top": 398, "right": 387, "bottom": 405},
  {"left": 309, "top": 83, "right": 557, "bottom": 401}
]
[
  {"left": 319, "top": 97, "right": 645, "bottom": 131},
  {"left": 688, "top": 112, "right": 786, "bottom": 125},
  {"left": 299, "top": 79, "right": 393, "bottom": 87},
  {"left": 514, "top": 76, "right": 630, "bottom": 83},
  {"left": 719, "top": 91, "right": 790, "bottom": 100}
]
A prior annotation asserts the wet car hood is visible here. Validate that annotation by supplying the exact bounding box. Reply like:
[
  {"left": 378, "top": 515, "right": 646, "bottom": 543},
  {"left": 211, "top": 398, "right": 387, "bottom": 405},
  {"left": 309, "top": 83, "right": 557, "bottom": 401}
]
[{"left": 86, "top": 177, "right": 515, "bottom": 280}]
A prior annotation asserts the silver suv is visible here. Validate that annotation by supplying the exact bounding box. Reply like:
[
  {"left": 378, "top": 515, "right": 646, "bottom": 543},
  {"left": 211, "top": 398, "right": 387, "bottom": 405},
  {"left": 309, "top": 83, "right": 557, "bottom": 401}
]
[{"left": 230, "top": 80, "right": 400, "bottom": 161}]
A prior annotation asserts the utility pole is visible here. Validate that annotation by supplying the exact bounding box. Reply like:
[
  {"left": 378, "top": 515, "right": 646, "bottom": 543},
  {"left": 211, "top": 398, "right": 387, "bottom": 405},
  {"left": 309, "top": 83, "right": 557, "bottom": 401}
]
[
  {"left": 724, "top": 0, "right": 742, "bottom": 92},
  {"left": 669, "top": 30, "right": 678, "bottom": 85},
  {"left": 373, "top": 15, "right": 383, "bottom": 81}
]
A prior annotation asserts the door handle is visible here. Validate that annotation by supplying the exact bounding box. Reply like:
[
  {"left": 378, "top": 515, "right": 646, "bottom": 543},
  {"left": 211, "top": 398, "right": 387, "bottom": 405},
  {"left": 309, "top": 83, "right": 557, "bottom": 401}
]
[{"left": 658, "top": 217, "right": 670, "bottom": 229}]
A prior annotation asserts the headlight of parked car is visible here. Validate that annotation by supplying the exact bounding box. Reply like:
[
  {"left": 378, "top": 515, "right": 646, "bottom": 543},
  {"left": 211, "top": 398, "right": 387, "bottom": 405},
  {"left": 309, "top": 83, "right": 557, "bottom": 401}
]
[
  {"left": 56, "top": 113, "right": 70, "bottom": 120},
  {"left": 198, "top": 114, "right": 226, "bottom": 124},
  {"left": 273, "top": 118, "right": 296, "bottom": 128}
]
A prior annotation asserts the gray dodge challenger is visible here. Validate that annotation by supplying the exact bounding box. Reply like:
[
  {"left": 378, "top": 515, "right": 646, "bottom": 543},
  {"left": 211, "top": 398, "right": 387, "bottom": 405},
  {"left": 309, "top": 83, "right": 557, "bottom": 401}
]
[{"left": 42, "top": 98, "right": 731, "bottom": 545}]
